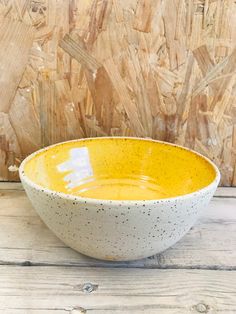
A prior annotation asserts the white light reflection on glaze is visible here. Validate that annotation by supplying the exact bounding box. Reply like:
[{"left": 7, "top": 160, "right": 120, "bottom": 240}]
[{"left": 57, "top": 147, "right": 93, "bottom": 189}]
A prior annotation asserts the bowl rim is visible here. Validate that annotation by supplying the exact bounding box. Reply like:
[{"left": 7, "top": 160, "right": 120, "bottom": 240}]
[{"left": 19, "top": 136, "right": 221, "bottom": 205}]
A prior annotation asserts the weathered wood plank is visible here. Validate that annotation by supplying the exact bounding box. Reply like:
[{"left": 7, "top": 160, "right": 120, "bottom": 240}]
[
  {"left": 0, "top": 182, "right": 24, "bottom": 190},
  {"left": 214, "top": 187, "right": 236, "bottom": 198},
  {"left": 0, "top": 311, "right": 197, "bottom": 314},
  {"left": 0, "top": 310, "right": 200, "bottom": 314},
  {"left": 0, "top": 266, "right": 235, "bottom": 312},
  {"left": 0, "top": 186, "right": 235, "bottom": 269},
  {"left": 2, "top": 311, "right": 68, "bottom": 314}
]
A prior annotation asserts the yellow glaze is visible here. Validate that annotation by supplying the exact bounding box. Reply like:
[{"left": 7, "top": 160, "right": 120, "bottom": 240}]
[{"left": 24, "top": 138, "right": 216, "bottom": 200}]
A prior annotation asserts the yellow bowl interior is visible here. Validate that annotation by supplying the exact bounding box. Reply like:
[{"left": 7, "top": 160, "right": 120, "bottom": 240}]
[{"left": 23, "top": 138, "right": 217, "bottom": 201}]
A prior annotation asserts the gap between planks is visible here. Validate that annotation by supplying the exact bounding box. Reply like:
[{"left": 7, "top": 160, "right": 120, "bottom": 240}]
[{"left": 1, "top": 261, "right": 236, "bottom": 271}]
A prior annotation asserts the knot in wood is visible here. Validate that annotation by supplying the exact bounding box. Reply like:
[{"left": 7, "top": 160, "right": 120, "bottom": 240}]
[
  {"left": 70, "top": 307, "right": 87, "bottom": 314},
  {"left": 82, "top": 282, "right": 95, "bottom": 293},
  {"left": 196, "top": 303, "right": 208, "bottom": 313}
]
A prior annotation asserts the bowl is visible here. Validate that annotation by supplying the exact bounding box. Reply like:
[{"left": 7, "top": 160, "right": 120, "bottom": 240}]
[{"left": 19, "top": 137, "right": 220, "bottom": 261}]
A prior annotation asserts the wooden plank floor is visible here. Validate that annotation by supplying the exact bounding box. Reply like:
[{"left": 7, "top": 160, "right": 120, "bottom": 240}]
[{"left": 0, "top": 183, "right": 236, "bottom": 313}]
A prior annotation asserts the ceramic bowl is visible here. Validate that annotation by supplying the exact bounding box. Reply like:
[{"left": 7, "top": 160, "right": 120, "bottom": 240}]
[{"left": 19, "top": 137, "right": 220, "bottom": 261}]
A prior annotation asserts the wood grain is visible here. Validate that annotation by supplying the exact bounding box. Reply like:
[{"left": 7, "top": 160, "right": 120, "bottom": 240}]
[
  {"left": 0, "top": 1, "right": 236, "bottom": 185},
  {"left": 0, "top": 184, "right": 235, "bottom": 270},
  {"left": 0, "top": 266, "right": 235, "bottom": 313}
]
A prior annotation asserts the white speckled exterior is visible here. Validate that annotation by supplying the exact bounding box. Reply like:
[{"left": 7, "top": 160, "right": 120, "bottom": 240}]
[{"left": 20, "top": 162, "right": 220, "bottom": 261}]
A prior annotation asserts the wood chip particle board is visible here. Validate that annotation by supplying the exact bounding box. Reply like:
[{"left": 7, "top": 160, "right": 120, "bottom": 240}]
[{"left": 0, "top": 1, "right": 236, "bottom": 185}]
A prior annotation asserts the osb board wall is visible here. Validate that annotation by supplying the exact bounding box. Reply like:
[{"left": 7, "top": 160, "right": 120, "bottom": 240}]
[{"left": 0, "top": 0, "right": 236, "bottom": 185}]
